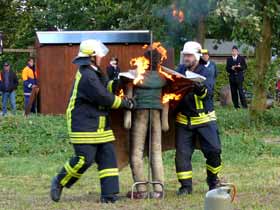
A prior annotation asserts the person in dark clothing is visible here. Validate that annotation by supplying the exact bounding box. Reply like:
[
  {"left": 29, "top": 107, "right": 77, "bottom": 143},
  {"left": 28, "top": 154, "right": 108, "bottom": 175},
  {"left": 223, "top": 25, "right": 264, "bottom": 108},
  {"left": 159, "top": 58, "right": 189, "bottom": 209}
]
[
  {"left": 50, "top": 39, "right": 135, "bottom": 204},
  {"left": 0, "top": 62, "right": 18, "bottom": 116},
  {"left": 226, "top": 46, "right": 248, "bottom": 109},
  {"left": 175, "top": 41, "right": 222, "bottom": 196},
  {"left": 202, "top": 49, "right": 218, "bottom": 114},
  {"left": 107, "top": 57, "right": 120, "bottom": 81}
]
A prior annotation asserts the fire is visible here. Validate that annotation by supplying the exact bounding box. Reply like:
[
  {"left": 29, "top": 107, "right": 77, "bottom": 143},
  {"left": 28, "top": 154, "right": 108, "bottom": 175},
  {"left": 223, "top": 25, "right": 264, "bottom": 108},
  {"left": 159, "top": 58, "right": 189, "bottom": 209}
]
[
  {"left": 130, "top": 56, "right": 150, "bottom": 85},
  {"left": 129, "top": 42, "right": 181, "bottom": 104},
  {"left": 178, "top": 10, "right": 184, "bottom": 23},
  {"left": 130, "top": 42, "right": 168, "bottom": 85},
  {"left": 159, "top": 66, "right": 174, "bottom": 81},
  {"left": 151, "top": 42, "right": 167, "bottom": 63},
  {"left": 172, "top": 4, "right": 185, "bottom": 23},
  {"left": 118, "top": 89, "right": 124, "bottom": 98},
  {"left": 162, "top": 93, "right": 182, "bottom": 104}
]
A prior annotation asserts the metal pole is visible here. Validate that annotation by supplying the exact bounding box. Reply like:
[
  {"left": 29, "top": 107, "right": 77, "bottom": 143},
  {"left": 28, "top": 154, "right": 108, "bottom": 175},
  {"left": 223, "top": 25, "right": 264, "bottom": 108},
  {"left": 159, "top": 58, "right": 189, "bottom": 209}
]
[{"left": 146, "top": 30, "right": 153, "bottom": 199}]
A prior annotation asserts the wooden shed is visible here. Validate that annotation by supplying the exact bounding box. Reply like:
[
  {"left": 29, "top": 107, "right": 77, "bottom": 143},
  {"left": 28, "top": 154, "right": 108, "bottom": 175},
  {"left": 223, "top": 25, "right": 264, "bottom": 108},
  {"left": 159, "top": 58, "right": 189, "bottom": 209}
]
[{"left": 35, "top": 31, "right": 174, "bottom": 115}]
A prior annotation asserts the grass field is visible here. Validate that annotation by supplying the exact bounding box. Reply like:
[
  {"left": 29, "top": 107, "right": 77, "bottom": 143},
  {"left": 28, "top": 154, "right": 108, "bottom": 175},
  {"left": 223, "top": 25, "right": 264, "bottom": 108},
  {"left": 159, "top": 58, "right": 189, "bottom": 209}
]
[{"left": 0, "top": 107, "right": 280, "bottom": 210}]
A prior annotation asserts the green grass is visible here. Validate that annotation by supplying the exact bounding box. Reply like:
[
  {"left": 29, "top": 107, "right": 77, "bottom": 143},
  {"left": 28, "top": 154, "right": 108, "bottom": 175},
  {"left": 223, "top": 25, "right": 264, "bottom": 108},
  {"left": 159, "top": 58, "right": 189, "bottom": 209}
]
[{"left": 1, "top": 107, "right": 280, "bottom": 209}]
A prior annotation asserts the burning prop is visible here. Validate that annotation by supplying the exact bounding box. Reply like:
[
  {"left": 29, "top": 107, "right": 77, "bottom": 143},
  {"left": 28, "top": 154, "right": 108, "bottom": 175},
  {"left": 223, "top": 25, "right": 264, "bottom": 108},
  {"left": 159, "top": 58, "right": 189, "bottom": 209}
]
[
  {"left": 172, "top": 4, "right": 185, "bottom": 23},
  {"left": 111, "top": 42, "right": 205, "bottom": 171}
]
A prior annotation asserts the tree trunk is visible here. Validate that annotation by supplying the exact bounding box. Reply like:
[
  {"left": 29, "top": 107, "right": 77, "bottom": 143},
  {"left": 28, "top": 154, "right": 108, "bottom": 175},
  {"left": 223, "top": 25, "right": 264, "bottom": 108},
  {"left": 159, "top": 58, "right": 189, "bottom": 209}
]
[
  {"left": 196, "top": 15, "right": 206, "bottom": 47},
  {"left": 250, "top": 11, "right": 272, "bottom": 121}
]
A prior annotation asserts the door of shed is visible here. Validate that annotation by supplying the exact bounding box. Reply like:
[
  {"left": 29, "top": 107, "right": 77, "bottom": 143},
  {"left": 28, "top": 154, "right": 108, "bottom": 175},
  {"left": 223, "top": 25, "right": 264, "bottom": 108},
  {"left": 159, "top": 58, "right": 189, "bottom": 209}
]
[{"left": 35, "top": 31, "right": 174, "bottom": 115}]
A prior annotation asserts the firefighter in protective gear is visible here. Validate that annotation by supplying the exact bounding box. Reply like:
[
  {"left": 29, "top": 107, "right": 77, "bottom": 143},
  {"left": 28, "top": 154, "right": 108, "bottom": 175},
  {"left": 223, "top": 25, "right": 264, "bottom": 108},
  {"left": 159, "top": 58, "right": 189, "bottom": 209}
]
[
  {"left": 175, "top": 41, "right": 222, "bottom": 196},
  {"left": 50, "top": 39, "right": 135, "bottom": 203}
]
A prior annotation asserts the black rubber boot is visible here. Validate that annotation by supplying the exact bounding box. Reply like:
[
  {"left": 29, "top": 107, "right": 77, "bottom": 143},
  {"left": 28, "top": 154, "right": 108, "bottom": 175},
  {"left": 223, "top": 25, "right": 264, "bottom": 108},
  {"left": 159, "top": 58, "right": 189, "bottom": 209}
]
[
  {"left": 50, "top": 177, "right": 63, "bottom": 202},
  {"left": 207, "top": 176, "right": 220, "bottom": 191},
  {"left": 100, "top": 194, "right": 119, "bottom": 203},
  {"left": 176, "top": 186, "right": 192, "bottom": 196}
]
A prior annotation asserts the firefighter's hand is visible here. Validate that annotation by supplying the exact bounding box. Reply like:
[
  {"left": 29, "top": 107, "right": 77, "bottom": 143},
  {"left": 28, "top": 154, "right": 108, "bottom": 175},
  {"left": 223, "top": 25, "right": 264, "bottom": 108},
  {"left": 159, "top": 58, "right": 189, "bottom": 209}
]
[
  {"left": 193, "top": 82, "right": 206, "bottom": 95},
  {"left": 121, "top": 97, "right": 135, "bottom": 110}
]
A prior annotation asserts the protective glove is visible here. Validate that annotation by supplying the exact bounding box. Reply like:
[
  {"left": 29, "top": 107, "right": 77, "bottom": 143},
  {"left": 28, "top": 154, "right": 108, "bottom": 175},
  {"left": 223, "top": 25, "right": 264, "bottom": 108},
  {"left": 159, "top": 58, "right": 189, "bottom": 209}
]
[
  {"left": 193, "top": 82, "right": 206, "bottom": 96},
  {"left": 121, "top": 97, "right": 136, "bottom": 110}
]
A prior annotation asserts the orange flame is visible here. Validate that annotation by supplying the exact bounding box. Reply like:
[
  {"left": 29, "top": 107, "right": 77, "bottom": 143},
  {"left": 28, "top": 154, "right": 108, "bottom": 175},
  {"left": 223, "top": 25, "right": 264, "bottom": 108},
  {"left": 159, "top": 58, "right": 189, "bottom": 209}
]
[
  {"left": 162, "top": 93, "right": 182, "bottom": 104},
  {"left": 131, "top": 42, "right": 168, "bottom": 85},
  {"left": 172, "top": 4, "right": 185, "bottom": 23},
  {"left": 118, "top": 89, "right": 124, "bottom": 98},
  {"left": 130, "top": 56, "right": 150, "bottom": 85},
  {"left": 159, "top": 66, "right": 175, "bottom": 81},
  {"left": 178, "top": 10, "right": 184, "bottom": 23}
]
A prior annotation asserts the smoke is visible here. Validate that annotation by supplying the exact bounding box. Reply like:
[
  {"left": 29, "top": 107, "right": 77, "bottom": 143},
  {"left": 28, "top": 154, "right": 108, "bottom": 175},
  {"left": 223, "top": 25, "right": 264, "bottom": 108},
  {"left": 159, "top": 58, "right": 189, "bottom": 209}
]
[{"left": 152, "top": 0, "right": 218, "bottom": 48}]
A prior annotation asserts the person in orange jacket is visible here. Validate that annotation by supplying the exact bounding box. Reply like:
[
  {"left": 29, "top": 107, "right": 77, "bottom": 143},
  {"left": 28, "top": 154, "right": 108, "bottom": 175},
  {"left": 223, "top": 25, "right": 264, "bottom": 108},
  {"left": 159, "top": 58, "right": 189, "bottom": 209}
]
[{"left": 22, "top": 57, "right": 38, "bottom": 113}]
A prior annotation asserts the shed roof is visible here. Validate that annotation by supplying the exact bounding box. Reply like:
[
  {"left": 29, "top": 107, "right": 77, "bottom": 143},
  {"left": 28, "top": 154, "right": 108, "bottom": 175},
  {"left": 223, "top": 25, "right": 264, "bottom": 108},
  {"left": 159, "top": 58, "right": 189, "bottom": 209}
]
[
  {"left": 36, "top": 30, "right": 151, "bottom": 45},
  {"left": 204, "top": 39, "right": 255, "bottom": 56}
]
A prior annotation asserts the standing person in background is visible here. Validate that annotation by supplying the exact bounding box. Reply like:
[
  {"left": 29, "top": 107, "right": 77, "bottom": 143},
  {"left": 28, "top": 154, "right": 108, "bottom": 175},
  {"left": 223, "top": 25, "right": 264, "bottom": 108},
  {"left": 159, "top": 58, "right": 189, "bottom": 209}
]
[
  {"left": 107, "top": 57, "right": 120, "bottom": 81},
  {"left": 226, "top": 46, "right": 248, "bottom": 109},
  {"left": 0, "top": 62, "right": 18, "bottom": 116},
  {"left": 22, "top": 57, "right": 38, "bottom": 113},
  {"left": 201, "top": 49, "right": 219, "bottom": 117}
]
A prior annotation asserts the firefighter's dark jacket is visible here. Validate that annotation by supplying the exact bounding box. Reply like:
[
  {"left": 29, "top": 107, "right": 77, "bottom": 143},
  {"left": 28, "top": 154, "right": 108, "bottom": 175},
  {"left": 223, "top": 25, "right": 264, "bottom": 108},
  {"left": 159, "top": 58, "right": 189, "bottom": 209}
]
[
  {"left": 176, "top": 63, "right": 216, "bottom": 126},
  {"left": 67, "top": 57, "right": 123, "bottom": 144}
]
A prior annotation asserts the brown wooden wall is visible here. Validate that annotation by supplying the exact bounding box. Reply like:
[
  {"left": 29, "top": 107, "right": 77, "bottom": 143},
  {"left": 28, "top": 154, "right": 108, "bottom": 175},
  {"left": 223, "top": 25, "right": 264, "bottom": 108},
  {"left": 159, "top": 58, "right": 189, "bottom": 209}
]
[{"left": 36, "top": 44, "right": 174, "bottom": 115}]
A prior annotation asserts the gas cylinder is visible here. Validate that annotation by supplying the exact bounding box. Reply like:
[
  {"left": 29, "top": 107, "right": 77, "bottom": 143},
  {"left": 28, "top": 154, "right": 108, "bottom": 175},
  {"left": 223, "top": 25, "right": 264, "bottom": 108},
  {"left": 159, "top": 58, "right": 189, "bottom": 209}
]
[{"left": 204, "top": 183, "right": 237, "bottom": 210}]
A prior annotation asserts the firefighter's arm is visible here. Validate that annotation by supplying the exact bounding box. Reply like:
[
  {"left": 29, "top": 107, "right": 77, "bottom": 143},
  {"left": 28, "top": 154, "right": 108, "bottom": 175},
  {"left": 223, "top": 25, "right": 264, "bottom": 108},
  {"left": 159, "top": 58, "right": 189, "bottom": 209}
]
[
  {"left": 194, "top": 68, "right": 213, "bottom": 99},
  {"left": 84, "top": 75, "right": 134, "bottom": 110},
  {"left": 84, "top": 75, "right": 121, "bottom": 109},
  {"left": 106, "top": 79, "right": 120, "bottom": 94},
  {"left": 193, "top": 82, "right": 208, "bottom": 99}
]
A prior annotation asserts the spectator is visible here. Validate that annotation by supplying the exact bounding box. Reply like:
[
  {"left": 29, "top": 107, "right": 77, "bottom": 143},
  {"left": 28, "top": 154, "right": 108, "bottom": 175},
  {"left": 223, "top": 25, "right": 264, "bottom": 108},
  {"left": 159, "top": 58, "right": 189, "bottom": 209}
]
[
  {"left": 107, "top": 57, "right": 120, "bottom": 80},
  {"left": 0, "top": 62, "right": 18, "bottom": 116},
  {"left": 22, "top": 57, "right": 38, "bottom": 113},
  {"left": 226, "top": 46, "right": 248, "bottom": 109},
  {"left": 201, "top": 49, "right": 218, "bottom": 110}
]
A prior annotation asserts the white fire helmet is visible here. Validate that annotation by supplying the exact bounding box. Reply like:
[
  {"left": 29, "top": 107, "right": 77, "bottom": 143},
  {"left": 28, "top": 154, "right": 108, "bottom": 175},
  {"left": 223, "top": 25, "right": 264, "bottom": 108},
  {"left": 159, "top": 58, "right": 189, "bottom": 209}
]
[
  {"left": 77, "top": 39, "right": 109, "bottom": 58},
  {"left": 182, "top": 41, "right": 202, "bottom": 61}
]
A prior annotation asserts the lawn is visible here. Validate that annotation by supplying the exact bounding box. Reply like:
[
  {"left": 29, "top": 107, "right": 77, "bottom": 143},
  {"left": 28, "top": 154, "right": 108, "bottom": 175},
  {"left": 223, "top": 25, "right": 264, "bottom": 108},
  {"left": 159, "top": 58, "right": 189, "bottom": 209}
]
[{"left": 0, "top": 107, "right": 280, "bottom": 210}]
